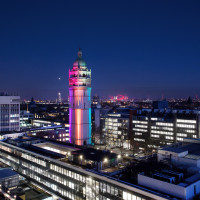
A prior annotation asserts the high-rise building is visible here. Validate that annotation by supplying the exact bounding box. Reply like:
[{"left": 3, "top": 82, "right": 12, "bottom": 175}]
[
  {"left": 69, "top": 49, "right": 92, "bottom": 145},
  {"left": 58, "top": 92, "right": 62, "bottom": 104},
  {"left": 0, "top": 95, "right": 20, "bottom": 132}
]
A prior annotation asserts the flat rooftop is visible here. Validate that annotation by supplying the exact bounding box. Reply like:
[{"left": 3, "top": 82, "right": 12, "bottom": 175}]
[
  {"left": 1, "top": 138, "right": 178, "bottom": 199},
  {"left": 0, "top": 168, "right": 18, "bottom": 179},
  {"left": 23, "top": 145, "right": 65, "bottom": 160},
  {"left": 16, "top": 181, "right": 52, "bottom": 200},
  {"left": 33, "top": 142, "right": 79, "bottom": 155},
  {"left": 161, "top": 142, "right": 200, "bottom": 156},
  {"left": 22, "top": 188, "right": 52, "bottom": 200},
  {"left": 72, "top": 148, "right": 117, "bottom": 162}
]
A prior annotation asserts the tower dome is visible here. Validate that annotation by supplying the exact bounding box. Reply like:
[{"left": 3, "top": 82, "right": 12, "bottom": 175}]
[{"left": 73, "top": 48, "right": 87, "bottom": 69}]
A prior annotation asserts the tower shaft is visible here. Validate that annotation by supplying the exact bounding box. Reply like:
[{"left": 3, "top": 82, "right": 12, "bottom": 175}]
[{"left": 69, "top": 49, "right": 91, "bottom": 145}]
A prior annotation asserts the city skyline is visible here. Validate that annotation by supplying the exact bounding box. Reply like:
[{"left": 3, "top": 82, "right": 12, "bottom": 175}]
[
  {"left": 1, "top": 1, "right": 200, "bottom": 200},
  {"left": 0, "top": 1, "right": 200, "bottom": 99}
]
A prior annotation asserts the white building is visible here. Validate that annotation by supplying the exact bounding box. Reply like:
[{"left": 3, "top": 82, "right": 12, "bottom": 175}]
[
  {"left": 137, "top": 138, "right": 200, "bottom": 199},
  {"left": 158, "top": 138, "right": 200, "bottom": 170},
  {"left": 0, "top": 95, "right": 20, "bottom": 132},
  {"left": 69, "top": 49, "right": 92, "bottom": 145}
]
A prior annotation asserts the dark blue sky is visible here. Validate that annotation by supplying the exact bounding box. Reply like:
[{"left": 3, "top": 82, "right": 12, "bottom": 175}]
[{"left": 0, "top": 0, "right": 200, "bottom": 100}]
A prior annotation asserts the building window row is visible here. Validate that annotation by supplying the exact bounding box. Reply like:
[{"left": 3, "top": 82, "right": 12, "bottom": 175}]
[
  {"left": 165, "top": 136, "right": 174, "bottom": 140},
  {"left": 177, "top": 133, "right": 187, "bottom": 137},
  {"left": 134, "top": 138, "right": 145, "bottom": 142},
  {"left": 177, "top": 124, "right": 195, "bottom": 128},
  {"left": 151, "top": 130, "right": 173, "bottom": 135},
  {"left": 151, "top": 134, "right": 159, "bottom": 138},
  {"left": 151, "top": 126, "right": 173, "bottom": 131},
  {"left": 177, "top": 119, "right": 196, "bottom": 124},
  {"left": 135, "top": 125, "right": 148, "bottom": 128},
  {"left": 132, "top": 120, "right": 148, "bottom": 124},
  {"left": 133, "top": 128, "right": 147, "bottom": 132},
  {"left": 21, "top": 153, "right": 46, "bottom": 167},
  {"left": 156, "top": 122, "right": 173, "bottom": 127}
]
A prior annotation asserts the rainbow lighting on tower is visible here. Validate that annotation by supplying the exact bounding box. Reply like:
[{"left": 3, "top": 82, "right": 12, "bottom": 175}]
[{"left": 69, "top": 49, "right": 91, "bottom": 145}]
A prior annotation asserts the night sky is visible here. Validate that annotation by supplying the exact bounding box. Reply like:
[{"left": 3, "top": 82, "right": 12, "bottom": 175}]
[{"left": 0, "top": 1, "right": 200, "bottom": 100}]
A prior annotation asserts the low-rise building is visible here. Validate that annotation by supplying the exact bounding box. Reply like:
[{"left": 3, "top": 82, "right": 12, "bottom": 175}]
[
  {"left": 20, "top": 110, "right": 34, "bottom": 129},
  {"left": 0, "top": 168, "right": 19, "bottom": 189},
  {"left": 27, "top": 125, "right": 69, "bottom": 142},
  {"left": 0, "top": 136, "right": 172, "bottom": 200},
  {"left": 137, "top": 138, "right": 200, "bottom": 199}
]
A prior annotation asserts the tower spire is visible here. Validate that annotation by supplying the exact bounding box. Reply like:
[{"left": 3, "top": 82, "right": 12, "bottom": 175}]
[{"left": 78, "top": 48, "right": 82, "bottom": 58}]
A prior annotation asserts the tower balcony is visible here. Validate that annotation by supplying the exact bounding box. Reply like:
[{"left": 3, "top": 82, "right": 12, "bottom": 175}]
[
  {"left": 69, "top": 82, "right": 91, "bottom": 87},
  {"left": 69, "top": 74, "right": 91, "bottom": 79}
]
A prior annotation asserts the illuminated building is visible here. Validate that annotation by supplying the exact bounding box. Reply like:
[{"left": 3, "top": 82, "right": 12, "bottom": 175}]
[
  {"left": 20, "top": 110, "right": 34, "bottom": 128},
  {"left": 58, "top": 92, "right": 62, "bottom": 104},
  {"left": 0, "top": 95, "right": 20, "bottom": 132},
  {"left": 27, "top": 125, "right": 69, "bottom": 142},
  {"left": 103, "top": 107, "right": 200, "bottom": 152},
  {"left": 132, "top": 109, "right": 200, "bottom": 151},
  {"left": 0, "top": 137, "right": 172, "bottom": 200},
  {"left": 69, "top": 49, "right": 91, "bottom": 145},
  {"left": 110, "top": 95, "right": 128, "bottom": 102},
  {"left": 104, "top": 113, "right": 130, "bottom": 149}
]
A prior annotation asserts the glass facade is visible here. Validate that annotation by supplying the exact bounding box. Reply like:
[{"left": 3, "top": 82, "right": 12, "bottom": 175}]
[
  {"left": 133, "top": 115, "right": 199, "bottom": 151},
  {"left": 0, "top": 102, "right": 20, "bottom": 132},
  {"left": 104, "top": 116, "right": 130, "bottom": 149},
  {"left": 0, "top": 141, "right": 165, "bottom": 200}
]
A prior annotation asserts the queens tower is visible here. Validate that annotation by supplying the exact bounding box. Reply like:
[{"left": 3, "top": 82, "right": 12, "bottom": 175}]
[{"left": 69, "top": 49, "right": 91, "bottom": 145}]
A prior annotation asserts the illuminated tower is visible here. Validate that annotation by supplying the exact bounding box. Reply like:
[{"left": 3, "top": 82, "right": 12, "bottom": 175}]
[
  {"left": 58, "top": 92, "right": 62, "bottom": 104},
  {"left": 69, "top": 49, "right": 91, "bottom": 145}
]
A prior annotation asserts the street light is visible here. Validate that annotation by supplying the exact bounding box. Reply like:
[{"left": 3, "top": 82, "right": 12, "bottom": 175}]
[
  {"left": 104, "top": 158, "right": 108, "bottom": 163},
  {"left": 80, "top": 155, "right": 83, "bottom": 165}
]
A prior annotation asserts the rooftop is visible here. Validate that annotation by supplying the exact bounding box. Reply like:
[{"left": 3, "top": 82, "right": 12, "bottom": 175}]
[
  {"left": 23, "top": 144, "right": 65, "bottom": 160},
  {"left": 33, "top": 142, "right": 79, "bottom": 155},
  {"left": 0, "top": 168, "right": 18, "bottom": 179},
  {"left": 72, "top": 148, "right": 117, "bottom": 162},
  {"left": 2, "top": 136, "right": 195, "bottom": 199},
  {"left": 160, "top": 140, "right": 200, "bottom": 157}
]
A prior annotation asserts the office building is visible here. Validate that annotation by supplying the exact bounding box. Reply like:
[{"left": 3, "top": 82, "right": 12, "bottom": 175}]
[
  {"left": 0, "top": 95, "right": 20, "bottom": 132},
  {"left": 132, "top": 109, "right": 200, "bottom": 151},
  {"left": 0, "top": 136, "right": 172, "bottom": 200},
  {"left": 20, "top": 110, "right": 34, "bottom": 128},
  {"left": 92, "top": 104, "right": 112, "bottom": 144},
  {"left": 104, "top": 113, "right": 130, "bottom": 149},
  {"left": 69, "top": 49, "right": 92, "bottom": 145}
]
